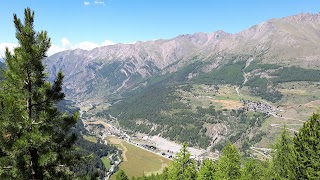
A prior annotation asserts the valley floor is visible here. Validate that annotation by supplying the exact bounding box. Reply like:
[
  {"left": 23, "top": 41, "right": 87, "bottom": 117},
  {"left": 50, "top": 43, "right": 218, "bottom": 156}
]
[
  {"left": 77, "top": 82, "right": 320, "bottom": 175},
  {"left": 106, "top": 136, "right": 171, "bottom": 179}
]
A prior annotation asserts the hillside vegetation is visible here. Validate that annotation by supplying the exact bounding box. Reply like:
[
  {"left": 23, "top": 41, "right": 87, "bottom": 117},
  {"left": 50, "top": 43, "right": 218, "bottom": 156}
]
[
  {"left": 117, "top": 112, "right": 320, "bottom": 180},
  {"left": 106, "top": 58, "right": 320, "bottom": 151},
  {"left": 43, "top": 13, "right": 320, "bottom": 152}
]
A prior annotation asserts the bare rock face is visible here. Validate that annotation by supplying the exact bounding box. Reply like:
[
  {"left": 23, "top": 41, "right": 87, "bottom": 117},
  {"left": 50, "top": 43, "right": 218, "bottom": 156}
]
[
  {"left": 214, "top": 13, "right": 320, "bottom": 67},
  {"left": 45, "top": 13, "right": 320, "bottom": 101}
]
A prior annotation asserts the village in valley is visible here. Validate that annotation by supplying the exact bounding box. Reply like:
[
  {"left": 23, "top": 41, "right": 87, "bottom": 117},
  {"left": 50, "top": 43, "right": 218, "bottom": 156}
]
[
  {"left": 241, "top": 99, "right": 283, "bottom": 117},
  {"left": 78, "top": 91, "right": 285, "bottom": 179}
]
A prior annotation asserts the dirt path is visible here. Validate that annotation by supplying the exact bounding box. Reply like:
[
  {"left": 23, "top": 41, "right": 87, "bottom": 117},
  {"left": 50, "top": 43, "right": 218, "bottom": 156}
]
[
  {"left": 115, "top": 77, "right": 130, "bottom": 93},
  {"left": 108, "top": 137, "right": 128, "bottom": 161},
  {"left": 270, "top": 124, "right": 299, "bottom": 132},
  {"left": 274, "top": 116, "right": 306, "bottom": 122},
  {"left": 304, "top": 100, "right": 320, "bottom": 108},
  {"left": 242, "top": 57, "right": 254, "bottom": 85},
  {"left": 235, "top": 87, "right": 240, "bottom": 96},
  {"left": 250, "top": 147, "right": 271, "bottom": 159}
]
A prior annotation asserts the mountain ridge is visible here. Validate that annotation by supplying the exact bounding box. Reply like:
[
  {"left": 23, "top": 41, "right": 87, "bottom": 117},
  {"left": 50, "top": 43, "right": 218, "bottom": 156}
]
[{"left": 46, "top": 13, "right": 320, "bottom": 101}]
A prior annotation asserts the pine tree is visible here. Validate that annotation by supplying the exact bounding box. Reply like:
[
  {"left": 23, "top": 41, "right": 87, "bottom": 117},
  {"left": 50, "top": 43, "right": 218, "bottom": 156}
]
[
  {"left": 161, "top": 167, "right": 169, "bottom": 180},
  {"left": 293, "top": 112, "right": 320, "bottom": 179},
  {"left": 271, "top": 126, "right": 296, "bottom": 179},
  {"left": 167, "top": 143, "right": 197, "bottom": 180},
  {"left": 115, "top": 169, "right": 129, "bottom": 180},
  {"left": 197, "top": 159, "right": 216, "bottom": 180},
  {"left": 240, "top": 159, "right": 266, "bottom": 180},
  {"left": 0, "top": 8, "right": 79, "bottom": 179},
  {"left": 215, "top": 143, "right": 241, "bottom": 180}
]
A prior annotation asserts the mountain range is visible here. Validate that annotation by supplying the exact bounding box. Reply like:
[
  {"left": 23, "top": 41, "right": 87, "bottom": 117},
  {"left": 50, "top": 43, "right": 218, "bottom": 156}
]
[
  {"left": 46, "top": 13, "right": 320, "bottom": 101},
  {"left": 44, "top": 13, "right": 320, "bottom": 151}
]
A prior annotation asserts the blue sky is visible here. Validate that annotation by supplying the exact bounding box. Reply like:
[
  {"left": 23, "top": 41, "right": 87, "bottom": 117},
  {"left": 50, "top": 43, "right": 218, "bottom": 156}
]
[{"left": 1, "top": 0, "right": 320, "bottom": 56}]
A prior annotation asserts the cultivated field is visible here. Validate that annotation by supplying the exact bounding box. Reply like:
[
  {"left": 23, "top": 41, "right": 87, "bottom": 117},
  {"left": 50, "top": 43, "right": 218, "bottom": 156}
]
[
  {"left": 107, "top": 136, "right": 171, "bottom": 179},
  {"left": 181, "top": 85, "right": 262, "bottom": 110}
]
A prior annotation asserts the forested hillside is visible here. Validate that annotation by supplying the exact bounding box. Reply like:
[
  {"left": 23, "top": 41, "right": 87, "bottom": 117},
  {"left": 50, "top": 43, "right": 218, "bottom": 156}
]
[
  {"left": 106, "top": 57, "right": 320, "bottom": 151},
  {"left": 116, "top": 112, "right": 320, "bottom": 180},
  {"left": 59, "top": 100, "right": 118, "bottom": 178}
]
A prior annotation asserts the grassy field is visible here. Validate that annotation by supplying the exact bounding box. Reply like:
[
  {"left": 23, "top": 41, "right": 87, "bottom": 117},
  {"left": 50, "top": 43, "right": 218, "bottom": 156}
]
[
  {"left": 101, "top": 156, "right": 111, "bottom": 170},
  {"left": 181, "top": 85, "right": 264, "bottom": 110},
  {"left": 107, "top": 136, "right": 171, "bottom": 179},
  {"left": 83, "top": 135, "right": 98, "bottom": 143}
]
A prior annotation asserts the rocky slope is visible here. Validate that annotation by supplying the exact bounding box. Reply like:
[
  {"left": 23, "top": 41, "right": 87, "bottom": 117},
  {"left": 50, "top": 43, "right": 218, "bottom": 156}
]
[
  {"left": 45, "top": 13, "right": 320, "bottom": 102},
  {"left": 46, "top": 31, "right": 230, "bottom": 100}
]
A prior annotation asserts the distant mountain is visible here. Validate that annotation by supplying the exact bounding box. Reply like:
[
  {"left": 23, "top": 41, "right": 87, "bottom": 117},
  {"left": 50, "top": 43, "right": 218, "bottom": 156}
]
[
  {"left": 45, "top": 13, "right": 320, "bottom": 151},
  {"left": 46, "top": 13, "right": 320, "bottom": 101},
  {"left": 45, "top": 31, "right": 229, "bottom": 100},
  {"left": 215, "top": 13, "right": 320, "bottom": 68}
]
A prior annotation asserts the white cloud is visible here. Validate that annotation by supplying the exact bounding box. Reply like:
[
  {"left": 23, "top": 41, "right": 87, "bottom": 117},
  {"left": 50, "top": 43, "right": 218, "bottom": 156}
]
[
  {"left": 0, "top": 42, "right": 18, "bottom": 58},
  {"left": 124, "top": 41, "right": 137, "bottom": 45},
  {"left": 47, "top": 38, "right": 115, "bottom": 56},
  {"left": 61, "top": 38, "right": 72, "bottom": 50},
  {"left": 74, "top": 41, "right": 99, "bottom": 51},
  {"left": 84, "top": 1, "right": 90, "bottom": 5},
  {"left": 101, "top": 40, "right": 115, "bottom": 46},
  {"left": 94, "top": 0, "right": 105, "bottom": 5},
  {"left": 0, "top": 38, "right": 116, "bottom": 57},
  {"left": 47, "top": 44, "right": 66, "bottom": 57}
]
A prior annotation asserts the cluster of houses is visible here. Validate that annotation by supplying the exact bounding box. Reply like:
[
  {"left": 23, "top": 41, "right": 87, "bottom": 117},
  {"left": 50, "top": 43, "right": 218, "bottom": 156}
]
[{"left": 241, "top": 99, "right": 283, "bottom": 117}]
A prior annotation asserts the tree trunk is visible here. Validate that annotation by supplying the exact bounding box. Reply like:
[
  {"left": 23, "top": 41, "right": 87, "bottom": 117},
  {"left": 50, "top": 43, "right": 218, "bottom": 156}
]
[
  {"left": 27, "top": 68, "right": 32, "bottom": 119},
  {"left": 30, "top": 148, "right": 41, "bottom": 180}
]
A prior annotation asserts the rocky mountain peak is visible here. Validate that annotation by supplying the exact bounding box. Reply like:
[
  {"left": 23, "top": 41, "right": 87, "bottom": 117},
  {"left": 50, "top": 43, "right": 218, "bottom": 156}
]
[
  {"left": 45, "top": 12, "right": 320, "bottom": 101},
  {"left": 280, "top": 12, "right": 320, "bottom": 23}
]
